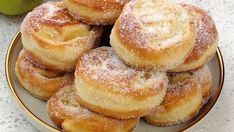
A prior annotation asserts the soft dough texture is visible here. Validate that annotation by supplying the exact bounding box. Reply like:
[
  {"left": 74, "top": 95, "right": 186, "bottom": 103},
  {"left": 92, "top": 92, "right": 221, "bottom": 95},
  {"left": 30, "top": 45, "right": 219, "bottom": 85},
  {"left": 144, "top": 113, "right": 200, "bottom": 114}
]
[
  {"left": 47, "top": 84, "right": 139, "bottom": 132},
  {"left": 21, "top": 2, "right": 102, "bottom": 71},
  {"left": 144, "top": 65, "right": 212, "bottom": 126},
  {"left": 110, "top": 0, "right": 196, "bottom": 71},
  {"left": 75, "top": 47, "right": 168, "bottom": 119},
  {"left": 15, "top": 50, "right": 74, "bottom": 100},
  {"left": 63, "top": 0, "right": 130, "bottom": 25},
  {"left": 172, "top": 4, "right": 218, "bottom": 72}
]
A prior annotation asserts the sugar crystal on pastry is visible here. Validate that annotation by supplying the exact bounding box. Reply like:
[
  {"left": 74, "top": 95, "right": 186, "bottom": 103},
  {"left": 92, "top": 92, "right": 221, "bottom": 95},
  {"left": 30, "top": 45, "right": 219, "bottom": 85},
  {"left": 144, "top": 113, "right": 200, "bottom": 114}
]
[{"left": 75, "top": 47, "right": 168, "bottom": 119}]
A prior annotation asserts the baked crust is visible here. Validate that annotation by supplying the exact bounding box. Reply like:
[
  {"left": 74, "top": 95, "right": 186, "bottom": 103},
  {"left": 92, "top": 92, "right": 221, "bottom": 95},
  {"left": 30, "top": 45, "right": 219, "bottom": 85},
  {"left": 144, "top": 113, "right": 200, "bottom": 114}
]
[
  {"left": 21, "top": 2, "right": 102, "bottom": 71},
  {"left": 144, "top": 65, "right": 211, "bottom": 126},
  {"left": 144, "top": 75, "right": 202, "bottom": 126},
  {"left": 47, "top": 84, "right": 139, "bottom": 132},
  {"left": 15, "top": 50, "right": 74, "bottom": 100},
  {"left": 193, "top": 65, "right": 212, "bottom": 104},
  {"left": 110, "top": 0, "right": 196, "bottom": 71},
  {"left": 75, "top": 47, "right": 168, "bottom": 119},
  {"left": 63, "top": 0, "right": 130, "bottom": 25},
  {"left": 172, "top": 4, "right": 218, "bottom": 71},
  {"left": 170, "top": 65, "right": 212, "bottom": 104}
]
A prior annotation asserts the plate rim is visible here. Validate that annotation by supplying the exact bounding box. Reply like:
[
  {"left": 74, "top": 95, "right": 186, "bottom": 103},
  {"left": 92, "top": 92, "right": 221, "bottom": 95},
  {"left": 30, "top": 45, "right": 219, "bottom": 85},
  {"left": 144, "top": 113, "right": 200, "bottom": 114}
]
[{"left": 5, "top": 31, "right": 225, "bottom": 132}]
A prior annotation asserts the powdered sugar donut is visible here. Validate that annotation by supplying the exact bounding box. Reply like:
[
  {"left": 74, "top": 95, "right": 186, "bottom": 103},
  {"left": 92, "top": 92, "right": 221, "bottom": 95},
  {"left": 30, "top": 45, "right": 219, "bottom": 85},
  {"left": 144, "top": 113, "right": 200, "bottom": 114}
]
[
  {"left": 144, "top": 65, "right": 211, "bottom": 126},
  {"left": 21, "top": 2, "right": 102, "bottom": 71},
  {"left": 110, "top": 0, "right": 196, "bottom": 71},
  {"left": 75, "top": 47, "right": 168, "bottom": 119},
  {"left": 15, "top": 50, "right": 74, "bottom": 100},
  {"left": 47, "top": 84, "right": 139, "bottom": 131}
]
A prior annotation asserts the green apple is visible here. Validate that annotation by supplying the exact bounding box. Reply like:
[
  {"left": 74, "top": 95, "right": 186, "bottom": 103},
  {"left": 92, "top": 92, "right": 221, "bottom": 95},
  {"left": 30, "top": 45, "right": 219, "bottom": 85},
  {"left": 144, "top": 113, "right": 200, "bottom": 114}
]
[{"left": 0, "top": 0, "right": 43, "bottom": 15}]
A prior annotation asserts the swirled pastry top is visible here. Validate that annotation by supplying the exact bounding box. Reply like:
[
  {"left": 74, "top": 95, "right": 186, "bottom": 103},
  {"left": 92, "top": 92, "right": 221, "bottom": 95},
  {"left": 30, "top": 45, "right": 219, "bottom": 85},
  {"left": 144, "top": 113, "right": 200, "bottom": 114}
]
[
  {"left": 116, "top": 0, "right": 196, "bottom": 51},
  {"left": 21, "top": 2, "right": 101, "bottom": 45},
  {"left": 76, "top": 47, "right": 168, "bottom": 97}
]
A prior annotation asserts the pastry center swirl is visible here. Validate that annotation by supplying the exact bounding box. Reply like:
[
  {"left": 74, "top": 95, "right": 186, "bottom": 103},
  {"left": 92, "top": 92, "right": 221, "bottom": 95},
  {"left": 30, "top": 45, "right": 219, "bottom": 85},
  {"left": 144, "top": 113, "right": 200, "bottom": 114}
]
[{"left": 119, "top": 0, "right": 190, "bottom": 50}]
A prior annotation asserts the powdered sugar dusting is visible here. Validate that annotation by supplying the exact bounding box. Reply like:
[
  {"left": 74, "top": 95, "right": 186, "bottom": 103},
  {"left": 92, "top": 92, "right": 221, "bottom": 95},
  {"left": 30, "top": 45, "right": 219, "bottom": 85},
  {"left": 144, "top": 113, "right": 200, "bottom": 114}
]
[
  {"left": 41, "top": 3, "right": 63, "bottom": 21},
  {"left": 117, "top": 0, "right": 191, "bottom": 50},
  {"left": 77, "top": 47, "right": 168, "bottom": 94},
  {"left": 193, "top": 65, "right": 212, "bottom": 85},
  {"left": 47, "top": 85, "right": 137, "bottom": 129},
  {"left": 180, "top": 4, "right": 218, "bottom": 61},
  {"left": 16, "top": 50, "right": 74, "bottom": 100},
  {"left": 166, "top": 64, "right": 211, "bottom": 98},
  {"left": 47, "top": 85, "right": 94, "bottom": 120},
  {"left": 168, "top": 80, "right": 194, "bottom": 97},
  {"left": 158, "top": 32, "right": 183, "bottom": 47},
  {"left": 21, "top": 2, "right": 83, "bottom": 35},
  {"left": 166, "top": 72, "right": 196, "bottom": 98}
]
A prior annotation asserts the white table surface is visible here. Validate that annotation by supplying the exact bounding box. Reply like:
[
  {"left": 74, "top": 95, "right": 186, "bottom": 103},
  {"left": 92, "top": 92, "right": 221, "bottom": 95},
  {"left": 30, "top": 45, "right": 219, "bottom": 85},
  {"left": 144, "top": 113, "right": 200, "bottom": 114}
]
[{"left": 0, "top": 0, "right": 233, "bottom": 131}]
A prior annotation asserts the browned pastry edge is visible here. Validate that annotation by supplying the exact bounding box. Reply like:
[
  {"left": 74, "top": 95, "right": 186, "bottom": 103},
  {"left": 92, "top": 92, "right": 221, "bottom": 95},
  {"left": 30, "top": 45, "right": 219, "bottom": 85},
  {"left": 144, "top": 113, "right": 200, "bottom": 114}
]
[
  {"left": 15, "top": 50, "right": 74, "bottom": 100},
  {"left": 76, "top": 93, "right": 160, "bottom": 119},
  {"left": 180, "top": 3, "right": 218, "bottom": 64},
  {"left": 143, "top": 79, "right": 203, "bottom": 126},
  {"left": 47, "top": 85, "right": 139, "bottom": 132}
]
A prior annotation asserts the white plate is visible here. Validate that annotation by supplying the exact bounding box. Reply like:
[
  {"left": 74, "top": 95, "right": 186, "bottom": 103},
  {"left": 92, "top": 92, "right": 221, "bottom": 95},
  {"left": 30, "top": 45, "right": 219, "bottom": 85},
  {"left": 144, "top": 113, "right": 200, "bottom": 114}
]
[{"left": 5, "top": 31, "right": 224, "bottom": 132}]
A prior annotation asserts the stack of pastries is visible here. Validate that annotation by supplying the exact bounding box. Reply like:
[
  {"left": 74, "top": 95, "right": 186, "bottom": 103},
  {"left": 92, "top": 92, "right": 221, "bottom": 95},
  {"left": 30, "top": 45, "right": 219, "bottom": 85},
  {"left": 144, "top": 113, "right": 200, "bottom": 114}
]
[{"left": 15, "top": 0, "right": 218, "bottom": 131}]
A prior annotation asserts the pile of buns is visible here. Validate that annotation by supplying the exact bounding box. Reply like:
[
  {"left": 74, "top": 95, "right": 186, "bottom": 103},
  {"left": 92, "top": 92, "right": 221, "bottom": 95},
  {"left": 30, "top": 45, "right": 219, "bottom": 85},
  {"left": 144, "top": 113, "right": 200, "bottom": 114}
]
[{"left": 15, "top": 0, "right": 218, "bottom": 131}]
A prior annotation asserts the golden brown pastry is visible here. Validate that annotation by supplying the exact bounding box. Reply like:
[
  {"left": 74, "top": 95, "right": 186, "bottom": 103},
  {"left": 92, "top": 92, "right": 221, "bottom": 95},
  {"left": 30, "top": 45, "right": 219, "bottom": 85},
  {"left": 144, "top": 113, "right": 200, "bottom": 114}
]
[
  {"left": 63, "top": 0, "right": 130, "bottom": 25},
  {"left": 110, "top": 0, "right": 196, "bottom": 71},
  {"left": 21, "top": 2, "right": 102, "bottom": 71},
  {"left": 144, "top": 71, "right": 203, "bottom": 126},
  {"left": 193, "top": 65, "right": 212, "bottom": 104},
  {"left": 75, "top": 47, "right": 168, "bottom": 119},
  {"left": 15, "top": 50, "right": 74, "bottom": 100},
  {"left": 172, "top": 4, "right": 218, "bottom": 72},
  {"left": 47, "top": 84, "right": 139, "bottom": 132}
]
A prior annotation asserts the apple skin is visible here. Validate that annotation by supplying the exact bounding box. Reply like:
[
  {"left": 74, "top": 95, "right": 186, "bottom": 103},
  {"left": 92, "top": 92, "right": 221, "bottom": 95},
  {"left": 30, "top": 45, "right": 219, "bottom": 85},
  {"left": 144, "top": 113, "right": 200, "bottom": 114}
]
[{"left": 0, "top": 0, "right": 43, "bottom": 15}]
